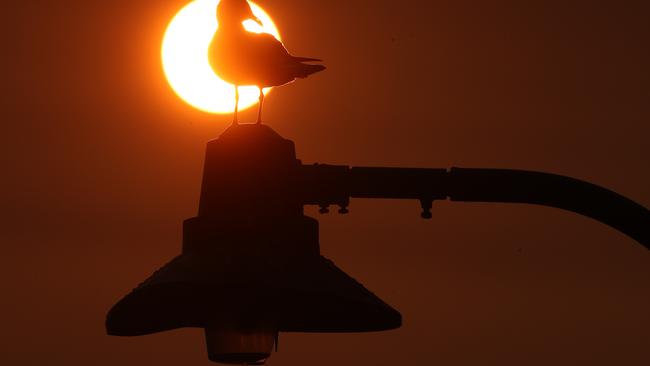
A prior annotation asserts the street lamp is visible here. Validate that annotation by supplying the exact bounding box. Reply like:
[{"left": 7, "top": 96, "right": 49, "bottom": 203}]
[{"left": 106, "top": 123, "right": 649, "bottom": 365}]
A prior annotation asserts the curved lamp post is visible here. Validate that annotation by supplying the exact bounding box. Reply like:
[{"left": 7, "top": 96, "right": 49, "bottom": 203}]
[{"left": 106, "top": 124, "right": 649, "bottom": 365}]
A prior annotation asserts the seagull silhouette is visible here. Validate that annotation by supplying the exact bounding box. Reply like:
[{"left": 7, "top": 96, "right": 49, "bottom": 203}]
[{"left": 209, "top": 0, "right": 325, "bottom": 124}]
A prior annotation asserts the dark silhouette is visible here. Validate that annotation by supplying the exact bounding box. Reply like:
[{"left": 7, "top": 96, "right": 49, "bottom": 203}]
[
  {"left": 209, "top": 0, "right": 325, "bottom": 124},
  {"left": 107, "top": 124, "right": 400, "bottom": 366},
  {"left": 304, "top": 166, "right": 650, "bottom": 247},
  {"left": 107, "top": 124, "right": 649, "bottom": 365}
]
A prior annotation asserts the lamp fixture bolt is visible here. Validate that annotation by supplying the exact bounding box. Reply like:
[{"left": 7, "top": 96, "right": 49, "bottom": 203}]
[
  {"left": 338, "top": 206, "right": 350, "bottom": 214},
  {"left": 319, "top": 205, "right": 330, "bottom": 214},
  {"left": 420, "top": 199, "right": 433, "bottom": 220}
]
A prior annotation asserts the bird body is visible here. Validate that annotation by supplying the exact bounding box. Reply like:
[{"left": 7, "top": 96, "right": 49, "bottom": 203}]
[
  {"left": 210, "top": 27, "right": 325, "bottom": 88},
  {"left": 208, "top": 0, "right": 325, "bottom": 124}
]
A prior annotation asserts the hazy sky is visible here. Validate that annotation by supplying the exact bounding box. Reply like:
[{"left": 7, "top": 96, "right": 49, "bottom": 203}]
[{"left": 2, "top": 0, "right": 649, "bottom": 365}]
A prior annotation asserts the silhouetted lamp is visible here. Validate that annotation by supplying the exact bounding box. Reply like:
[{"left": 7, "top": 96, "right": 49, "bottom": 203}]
[
  {"left": 107, "top": 124, "right": 649, "bottom": 365},
  {"left": 106, "top": 125, "right": 401, "bottom": 365}
]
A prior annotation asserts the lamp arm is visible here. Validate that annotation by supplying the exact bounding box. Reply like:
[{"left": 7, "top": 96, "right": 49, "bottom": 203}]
[{"left": 299, "top": 165, "right": 650, "bottom": 249}]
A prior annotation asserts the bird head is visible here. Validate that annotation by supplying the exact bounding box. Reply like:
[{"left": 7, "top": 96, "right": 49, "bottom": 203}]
[{"left": 217, "top": 0, "right": 263, "bottom": 27}]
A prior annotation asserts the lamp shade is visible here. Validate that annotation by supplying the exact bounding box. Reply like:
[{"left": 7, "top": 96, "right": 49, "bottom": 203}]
[{"left": 106, "top": 216, "right": 401, "bottom": 335}]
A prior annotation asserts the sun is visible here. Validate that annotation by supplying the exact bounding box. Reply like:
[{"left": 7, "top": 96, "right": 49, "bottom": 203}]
[{"left": 162, "top": 0, "right": 281, "bottom": 114}]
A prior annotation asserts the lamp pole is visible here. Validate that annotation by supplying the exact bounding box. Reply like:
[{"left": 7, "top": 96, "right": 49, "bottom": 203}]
[{"left": 299, "top": 166, "right": 650, "bottom": 248}]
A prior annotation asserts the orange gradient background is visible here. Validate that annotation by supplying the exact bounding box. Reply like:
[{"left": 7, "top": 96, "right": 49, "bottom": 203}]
[{"left": 3, "top": 1, "right": 650, "bottom": 365}]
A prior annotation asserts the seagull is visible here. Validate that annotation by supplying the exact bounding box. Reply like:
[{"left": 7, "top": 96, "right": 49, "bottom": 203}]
[{"left": 209, "top": 0, "right": 325, "bottom": 125}]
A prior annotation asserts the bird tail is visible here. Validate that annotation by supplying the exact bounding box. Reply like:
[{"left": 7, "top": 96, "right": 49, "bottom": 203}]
[
  {"left": 293, "top": 57, "right": 323, "bottom": 63},
  {"left": 295, "top": 62, "right": 326, "bottom": 78}
]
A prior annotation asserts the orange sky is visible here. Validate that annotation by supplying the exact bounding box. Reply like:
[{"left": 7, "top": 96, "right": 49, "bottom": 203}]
[{"left": 2, "top": 0, "right": 649, "bottom": 365}]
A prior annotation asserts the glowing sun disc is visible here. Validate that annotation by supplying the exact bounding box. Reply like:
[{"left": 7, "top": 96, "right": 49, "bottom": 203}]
[{"left": 162, "top": 0, "right": 281, "bottom": 114}]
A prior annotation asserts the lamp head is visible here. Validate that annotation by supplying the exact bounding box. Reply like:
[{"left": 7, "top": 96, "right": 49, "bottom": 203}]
[{"left": 106, "top": 124, "right": 401, "bottom": 365}]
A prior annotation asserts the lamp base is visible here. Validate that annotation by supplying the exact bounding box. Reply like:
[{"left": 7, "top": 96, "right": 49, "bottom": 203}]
[{"left": 205, "top": 327, "right": 277, "bottom": 365}]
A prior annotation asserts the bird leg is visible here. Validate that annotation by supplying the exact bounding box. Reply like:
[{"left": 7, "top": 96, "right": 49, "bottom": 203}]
[
  {"left": 232, "top": 85, "right": 240, "bottom": 126},
  {"left": 256, "top": 87, "right": 264, "bottom": 124}
]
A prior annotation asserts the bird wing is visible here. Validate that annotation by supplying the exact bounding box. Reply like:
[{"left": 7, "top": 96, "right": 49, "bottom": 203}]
[
  {"left": 245, "top": 33, "right": 292, "bottom": 64},
  {"left": 248, "top": 35, "right": 323, "bottom": 64},
  {"left": 236, "top": 32, "right": 324, "bottom": 86}
]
